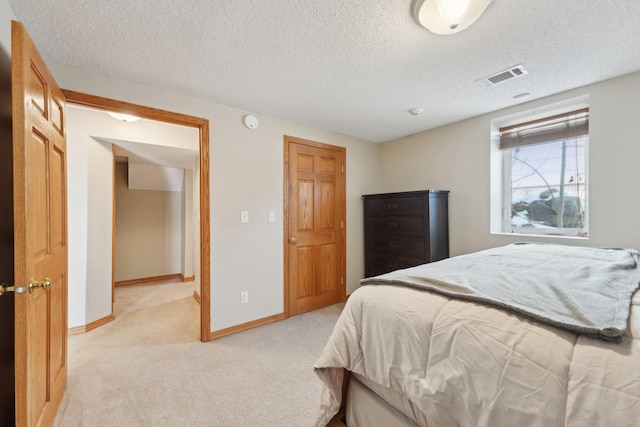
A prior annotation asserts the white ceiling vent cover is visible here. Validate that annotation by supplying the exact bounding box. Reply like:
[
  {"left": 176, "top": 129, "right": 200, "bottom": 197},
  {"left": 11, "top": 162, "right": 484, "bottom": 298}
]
[{"left": 477, "top": 64, "right": 529, "bottom": 87}]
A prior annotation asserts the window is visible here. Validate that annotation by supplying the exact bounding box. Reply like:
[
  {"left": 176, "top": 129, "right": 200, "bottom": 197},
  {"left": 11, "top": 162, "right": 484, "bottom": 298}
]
[{"left": 498, "top": 108, "right": 589, "bottom": 237}]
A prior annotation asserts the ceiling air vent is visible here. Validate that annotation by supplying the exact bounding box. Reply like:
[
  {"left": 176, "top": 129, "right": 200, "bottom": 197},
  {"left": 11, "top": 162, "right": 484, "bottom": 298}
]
[{"left": 476, "top": 64, "right": 529, "bottom": 87}]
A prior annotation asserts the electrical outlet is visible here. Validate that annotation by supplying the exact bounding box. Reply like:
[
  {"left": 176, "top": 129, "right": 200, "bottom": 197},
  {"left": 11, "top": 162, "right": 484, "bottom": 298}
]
[{"left": 240, "top": 291, "right": 249, "bottom": 304}]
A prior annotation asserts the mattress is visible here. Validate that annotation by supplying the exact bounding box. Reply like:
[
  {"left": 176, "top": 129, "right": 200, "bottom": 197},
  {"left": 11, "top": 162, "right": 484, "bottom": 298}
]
[{"left": 314, "top": 244, "right": 640, "bottom": 426}]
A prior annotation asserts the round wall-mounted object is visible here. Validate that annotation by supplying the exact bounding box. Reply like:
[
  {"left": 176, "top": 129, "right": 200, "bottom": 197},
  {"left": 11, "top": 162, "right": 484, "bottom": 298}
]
[{"left": 243, "top": 114, "right": 259, "bottom": 130}]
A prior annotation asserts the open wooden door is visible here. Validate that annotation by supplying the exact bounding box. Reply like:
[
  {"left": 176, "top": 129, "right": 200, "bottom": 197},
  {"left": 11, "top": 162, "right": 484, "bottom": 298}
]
[
  {"left": 284, "top": 136, "right": 346, "bottom": 316},
  {"left": 12, "top": 20, "right": 68, "bottom": 426}
]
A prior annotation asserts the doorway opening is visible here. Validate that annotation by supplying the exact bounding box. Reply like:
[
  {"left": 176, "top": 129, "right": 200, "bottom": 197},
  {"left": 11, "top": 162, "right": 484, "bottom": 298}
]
[{"left": 62, "top": 90, "right": 211, "bottom": 341}]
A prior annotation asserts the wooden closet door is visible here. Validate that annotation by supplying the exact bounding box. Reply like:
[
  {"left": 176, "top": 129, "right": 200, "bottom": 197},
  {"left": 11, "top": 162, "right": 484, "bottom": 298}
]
[{"left": 285, "top": 136, "right": 345, "bottom": 316}]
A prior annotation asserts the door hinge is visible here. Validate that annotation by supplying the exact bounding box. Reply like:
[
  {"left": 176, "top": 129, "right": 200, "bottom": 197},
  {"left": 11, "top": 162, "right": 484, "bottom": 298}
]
[
  {"left": 341, "top": 221, "right": 344, "bottom": 229},
  {"left": 341, "top": 164, "right": 344, "bottom": 173},
  {"left": 341, "top": 277, "right": 344, "bottom": 285}
]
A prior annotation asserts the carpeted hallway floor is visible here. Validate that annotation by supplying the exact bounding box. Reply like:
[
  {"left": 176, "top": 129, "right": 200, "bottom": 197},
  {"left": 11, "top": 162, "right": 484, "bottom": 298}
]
[{"left": 54, "top": 279, "right": 343, "bottom": 426}]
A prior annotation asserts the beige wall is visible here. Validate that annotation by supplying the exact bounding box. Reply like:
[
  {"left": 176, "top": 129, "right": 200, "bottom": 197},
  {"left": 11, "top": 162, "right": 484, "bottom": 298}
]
[
  {"left": 43, "top": 61, "right": 381, "bottom": 332},
  {"left": 380, "top": 71, "right": 640, "bottom": 256},
  {"left": 114, "top": 162, "right": 183, "bottom": 282}
]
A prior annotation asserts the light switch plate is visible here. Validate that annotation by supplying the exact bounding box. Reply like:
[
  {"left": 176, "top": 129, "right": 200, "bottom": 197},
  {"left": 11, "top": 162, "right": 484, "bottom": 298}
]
[
  {"left": 269, "top": 211, "right": 276, "bottom": 223},
  {"left": 241, "top": 211, "right": 249, "bottom": 223}
]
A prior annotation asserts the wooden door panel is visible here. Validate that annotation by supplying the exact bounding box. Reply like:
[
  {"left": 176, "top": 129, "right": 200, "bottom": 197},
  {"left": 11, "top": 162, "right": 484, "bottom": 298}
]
[
  {"left": 50, "top": 272, "right": 66, "bottom": 379},
  {"left": 285, "top": 137, "right": 345, "bottom": 316},
  {"left": 319, "top": 244, "right": 336, "bottom": 295},
  {"left": 297, "top": 180, "right": 314, "bottom": 230},
  {"left": 319, "top": 156, "right": 335, "bottom": 173},
  {"left": 27, "top": 288, "right": 48, "bottom": 421},
  {"left": 296, "top": 247, "right": 314, "bottom": 299},
  {"left": 50, "top": 94, "right": 64, "bottom": 136},
  {"left": 13, "top": 20, "right": 67, "bottom": 426},
  {"left": 28, "top": 64, "right": 47, "bottom": 119},
  {"left": 297, "top": 153, "right": 314, "bottom": 171},
  {"left": 28, "top": 130, "right": 49, "bottom": 260},
  {"left": 319, "top": 181, "right": 335, "bottom": 229},
  {"left": 50, "top": 146, "right": 65, "bottom": 250}
]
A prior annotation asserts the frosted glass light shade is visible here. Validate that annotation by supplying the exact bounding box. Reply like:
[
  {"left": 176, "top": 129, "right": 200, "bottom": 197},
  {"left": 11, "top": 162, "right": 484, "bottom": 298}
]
[{"left": 415, "top": 0, "right": 493, "bottom": 35}]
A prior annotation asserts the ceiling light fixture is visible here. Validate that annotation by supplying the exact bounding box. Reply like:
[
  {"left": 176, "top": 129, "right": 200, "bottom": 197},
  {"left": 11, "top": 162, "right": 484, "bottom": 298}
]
[
  {"left": 107, "top": 112, "right": 141, "bottom": 123},
  {"left": 513, "top": 92, "right": 531, "bottom": 100},
  {"left": 415, "top": 0, "right": 493, "bottom": 35}
]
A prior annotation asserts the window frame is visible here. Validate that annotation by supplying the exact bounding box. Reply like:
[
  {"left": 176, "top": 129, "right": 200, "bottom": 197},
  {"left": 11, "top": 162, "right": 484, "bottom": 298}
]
[{"left": 490, "top": 97, "right": 590, "bottom": 239}]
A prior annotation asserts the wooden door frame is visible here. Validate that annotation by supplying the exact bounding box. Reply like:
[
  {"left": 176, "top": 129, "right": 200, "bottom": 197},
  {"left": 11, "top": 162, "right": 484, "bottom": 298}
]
[
  {"left": 60, "top": 90, "right": 211, "bottom": 342},
  {"left": 283, "top": 135, "right": 346, "bottom": 318}
]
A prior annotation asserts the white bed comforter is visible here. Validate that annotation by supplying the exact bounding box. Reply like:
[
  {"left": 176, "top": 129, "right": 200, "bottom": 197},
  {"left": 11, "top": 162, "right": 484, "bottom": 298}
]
[{"left": 314, "top": 285, "right": 640, "bottom": 427}]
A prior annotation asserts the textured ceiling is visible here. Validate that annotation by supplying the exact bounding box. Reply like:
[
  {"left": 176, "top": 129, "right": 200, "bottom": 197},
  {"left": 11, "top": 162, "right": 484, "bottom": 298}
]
[{"left": 7, "top": 0, "right": 640, "bottom": 142}]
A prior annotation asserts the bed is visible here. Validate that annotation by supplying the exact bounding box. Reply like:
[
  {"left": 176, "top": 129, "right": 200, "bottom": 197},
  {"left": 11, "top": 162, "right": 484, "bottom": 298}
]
[{"left": 313, "top": 243, "right": 640, "bottom": 427}]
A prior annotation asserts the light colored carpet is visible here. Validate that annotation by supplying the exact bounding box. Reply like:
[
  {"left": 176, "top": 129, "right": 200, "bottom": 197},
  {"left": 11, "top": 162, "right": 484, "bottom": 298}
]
[{"left": 54, "top": 279, "right": 343, "bottom": 426}]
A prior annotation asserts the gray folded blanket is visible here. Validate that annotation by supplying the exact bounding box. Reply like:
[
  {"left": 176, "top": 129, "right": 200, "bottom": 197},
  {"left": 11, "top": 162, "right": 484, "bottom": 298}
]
[{"left": 360, "top": 242, "right": 640, "bottom": 341}]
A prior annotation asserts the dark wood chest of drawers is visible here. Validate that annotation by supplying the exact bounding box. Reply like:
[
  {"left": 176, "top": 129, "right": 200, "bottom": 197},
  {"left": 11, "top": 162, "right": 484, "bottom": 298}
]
[{"left": 363, "top": 190, "right": 449, "bottom": 278}]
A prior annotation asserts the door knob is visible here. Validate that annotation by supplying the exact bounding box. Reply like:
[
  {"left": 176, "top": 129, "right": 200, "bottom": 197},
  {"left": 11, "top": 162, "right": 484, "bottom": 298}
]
[
  {"left": 29, "top": 278, "right": 51, "bottom": 293},
  {"left": 290, "top": 236, "right": 299, "bottom": 244},
  {"left": 0, "top": 283, "right": 26, "bottom": 297}
]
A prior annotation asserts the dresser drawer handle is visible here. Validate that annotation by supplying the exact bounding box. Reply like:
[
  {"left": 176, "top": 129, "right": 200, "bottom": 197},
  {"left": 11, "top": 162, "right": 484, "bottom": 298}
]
[
  {"left": 387, "top": 204, "right": 397, "bottom": 210},
  {"left": 388, "top": 222, "right": 398, "bottom": 228},
  {"left": 389, "top": 240, "right": 398, "bottom": 248}
]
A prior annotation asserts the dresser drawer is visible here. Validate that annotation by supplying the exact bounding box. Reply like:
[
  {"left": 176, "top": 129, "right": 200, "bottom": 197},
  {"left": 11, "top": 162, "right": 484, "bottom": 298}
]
[
  {"left": 365, "top": 252, "right": 425, "bottom": 277},
  {"left": 365, "top": 196, "right": 424, "bottom": 217},
  {"left": 368, "top": 217, "right": 425, "bottom": 236},
  {"left": 367, "top": 235, "right": 425, "bottom": 258}
]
